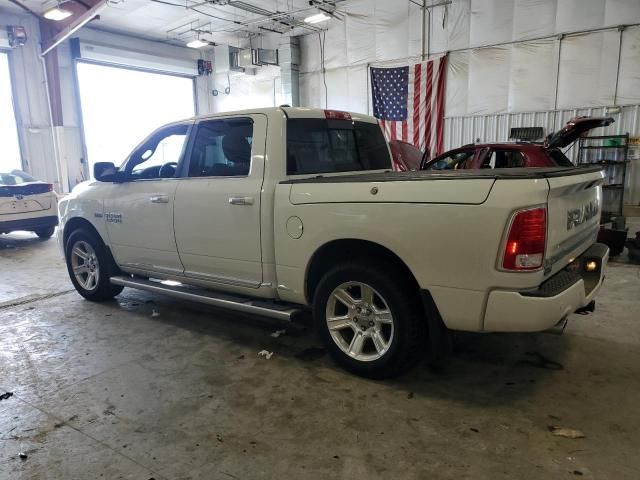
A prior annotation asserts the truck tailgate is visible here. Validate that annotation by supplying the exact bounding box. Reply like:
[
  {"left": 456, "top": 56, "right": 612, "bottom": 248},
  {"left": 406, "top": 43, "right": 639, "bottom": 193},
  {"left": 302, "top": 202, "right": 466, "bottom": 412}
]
[{"left": 545, "top": 169, "right": 604, "bottom": 276}]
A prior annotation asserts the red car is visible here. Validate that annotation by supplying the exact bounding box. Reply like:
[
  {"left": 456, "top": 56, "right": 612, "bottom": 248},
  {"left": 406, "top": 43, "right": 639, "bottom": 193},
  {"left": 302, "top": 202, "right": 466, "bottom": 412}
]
[{"left": 421, "top": 116, "right": 614, "bottom": 170}]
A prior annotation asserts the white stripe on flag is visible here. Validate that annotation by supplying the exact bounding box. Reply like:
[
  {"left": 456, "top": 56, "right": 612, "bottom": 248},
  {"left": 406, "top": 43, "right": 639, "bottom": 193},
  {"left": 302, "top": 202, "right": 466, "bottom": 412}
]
[{"left": 407, "top": 65, "right": 415, "bottom": 145}]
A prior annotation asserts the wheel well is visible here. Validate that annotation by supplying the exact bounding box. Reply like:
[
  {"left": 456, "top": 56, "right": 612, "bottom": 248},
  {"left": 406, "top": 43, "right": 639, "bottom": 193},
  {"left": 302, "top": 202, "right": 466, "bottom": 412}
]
[
  {"left": 62, "top": 217, "right": 104, "bottom": 251},
  {"left": 63, "top": 217, "right": 121, "bottom": 274},
  {"left": 305, "top": 239, "right": 421, "bottom": 303}
]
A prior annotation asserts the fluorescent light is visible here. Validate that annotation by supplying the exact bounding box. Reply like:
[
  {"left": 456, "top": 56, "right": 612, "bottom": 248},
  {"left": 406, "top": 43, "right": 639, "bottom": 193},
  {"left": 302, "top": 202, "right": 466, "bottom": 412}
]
[
  {"left": 304, "top": 12, "right": 330, "bottom": 24},
  {"left": 186, "top": 39, "right": 209, "bottom": 49},
  {"left": 43, "top": 6, "right": 73, "bottom": 21}
]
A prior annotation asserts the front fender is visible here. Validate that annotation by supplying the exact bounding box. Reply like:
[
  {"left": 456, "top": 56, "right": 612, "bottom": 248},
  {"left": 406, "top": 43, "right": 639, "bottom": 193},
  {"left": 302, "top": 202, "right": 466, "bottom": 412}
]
[{"left": 57, "top": 182, "right": 109, "bottom": 255}]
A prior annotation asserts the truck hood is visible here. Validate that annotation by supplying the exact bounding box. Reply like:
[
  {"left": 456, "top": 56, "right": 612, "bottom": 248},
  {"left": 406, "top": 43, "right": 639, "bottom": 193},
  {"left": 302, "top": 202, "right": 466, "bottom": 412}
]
[{"left": 544, "top": 116, "right": 614, "bottom": 149}]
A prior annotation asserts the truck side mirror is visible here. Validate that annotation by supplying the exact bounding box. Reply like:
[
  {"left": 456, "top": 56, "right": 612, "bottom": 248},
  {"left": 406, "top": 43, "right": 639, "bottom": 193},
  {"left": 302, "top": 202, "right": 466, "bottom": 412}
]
[{"left": 94, "top": 162, "right": 117, "bottom": 182}]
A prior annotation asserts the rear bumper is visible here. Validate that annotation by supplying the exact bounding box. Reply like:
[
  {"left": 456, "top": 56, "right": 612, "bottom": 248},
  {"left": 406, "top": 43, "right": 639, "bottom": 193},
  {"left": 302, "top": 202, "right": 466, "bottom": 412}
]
[
  {"left": 0, "top": 215, "right": 59, "bottom": 233},
  {"left": 483, "top": 243, "right": 609, "bottom": 332}
]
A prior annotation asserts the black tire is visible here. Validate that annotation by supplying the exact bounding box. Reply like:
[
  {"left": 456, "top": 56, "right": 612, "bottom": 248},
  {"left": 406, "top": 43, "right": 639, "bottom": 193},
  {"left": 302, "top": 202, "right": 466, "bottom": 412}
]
[
  {"left": 312, "top": 261, "right": 426, "bottom": 379},
  {"left": 34, "top": 226, "right": 55, "bottom": 239},
  {"left": 65, "top": 228, "right": 124, "bottom": 301}
]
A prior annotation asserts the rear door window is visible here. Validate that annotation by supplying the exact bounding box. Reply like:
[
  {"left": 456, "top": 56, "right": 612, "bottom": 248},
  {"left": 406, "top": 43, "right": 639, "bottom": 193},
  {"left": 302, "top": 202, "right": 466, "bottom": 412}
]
[
  {"left": 480, "top": 149, "right": 525, "bottom": 168},
  {"left": 287, "top": 119, "right": 390, "bottom": 175},
  {"left": 188, "top": 118, "right": 254, "bottom": 177}
]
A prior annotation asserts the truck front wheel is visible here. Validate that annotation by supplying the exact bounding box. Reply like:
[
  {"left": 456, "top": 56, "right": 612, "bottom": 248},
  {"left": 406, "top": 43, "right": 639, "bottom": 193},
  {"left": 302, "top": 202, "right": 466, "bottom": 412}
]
[
  {"left": 65, "top": 228, "right": 124, "bottom": 301},
  {"left": 312, "top": 261, "right": 425, "bottom": 378}
]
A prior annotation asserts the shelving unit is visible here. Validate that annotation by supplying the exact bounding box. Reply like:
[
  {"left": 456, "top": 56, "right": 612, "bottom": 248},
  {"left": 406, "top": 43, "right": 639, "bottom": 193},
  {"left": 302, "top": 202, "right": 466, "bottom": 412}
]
[{"left": 577, "top": 133, "right": 629, "bottom": 220}]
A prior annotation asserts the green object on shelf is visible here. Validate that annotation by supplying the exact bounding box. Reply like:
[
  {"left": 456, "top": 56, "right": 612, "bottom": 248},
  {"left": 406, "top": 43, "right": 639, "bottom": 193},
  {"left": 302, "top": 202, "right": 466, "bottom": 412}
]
[{"left": 604, "top": 138, "right": 623, "bottom": 147}]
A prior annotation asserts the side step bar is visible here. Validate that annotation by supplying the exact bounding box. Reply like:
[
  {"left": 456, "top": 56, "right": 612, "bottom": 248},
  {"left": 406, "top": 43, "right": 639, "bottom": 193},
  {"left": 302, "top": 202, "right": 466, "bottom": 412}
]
[{"left": 110, "top": 276, "right": 302, "bottom": 322}]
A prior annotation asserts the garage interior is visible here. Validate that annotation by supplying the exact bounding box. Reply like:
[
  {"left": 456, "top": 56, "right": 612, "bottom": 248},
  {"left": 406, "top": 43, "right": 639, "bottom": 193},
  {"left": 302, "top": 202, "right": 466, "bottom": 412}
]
[{"left": 1, "top": 1, "right": 640, "bottom": 478}]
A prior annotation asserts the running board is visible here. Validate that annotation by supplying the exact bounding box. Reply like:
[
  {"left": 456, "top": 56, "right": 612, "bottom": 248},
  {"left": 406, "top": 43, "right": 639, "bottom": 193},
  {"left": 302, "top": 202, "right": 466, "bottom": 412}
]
[{"left": 110, "top": 276, "right": 302, "bottom": 322}]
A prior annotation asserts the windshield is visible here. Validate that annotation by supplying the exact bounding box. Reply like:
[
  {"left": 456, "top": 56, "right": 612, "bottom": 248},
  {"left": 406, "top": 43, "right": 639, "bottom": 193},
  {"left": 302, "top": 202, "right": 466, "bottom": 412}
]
[{"left": 0, "top": 170, "right": 37, "bottom": 186}]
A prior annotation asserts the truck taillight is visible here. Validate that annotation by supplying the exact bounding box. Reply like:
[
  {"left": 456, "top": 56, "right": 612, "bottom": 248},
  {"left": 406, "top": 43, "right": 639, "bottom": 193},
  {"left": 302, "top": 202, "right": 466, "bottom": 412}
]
[
  {"left": 502, "top": 207, "right": 547, "bottom": 271},
  {"left": 324, "top": 109, "right": 352, "bottom": 121}
]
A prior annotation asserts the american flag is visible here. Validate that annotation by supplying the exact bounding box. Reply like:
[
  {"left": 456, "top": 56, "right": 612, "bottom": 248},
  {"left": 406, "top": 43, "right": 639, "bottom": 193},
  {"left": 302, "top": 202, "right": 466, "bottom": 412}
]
[{"left": 371, "top": 56, "right": 447, "bottom": 164}]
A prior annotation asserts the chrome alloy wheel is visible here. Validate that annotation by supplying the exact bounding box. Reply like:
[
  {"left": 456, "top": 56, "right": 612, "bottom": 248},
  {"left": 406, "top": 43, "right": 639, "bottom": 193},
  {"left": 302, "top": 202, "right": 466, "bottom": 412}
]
[
  {"left": 70, "top": 240, "right": 100, "bottom": 291},
  {"left": 325, "top": 281, "right": 395, "bottom": 362}
]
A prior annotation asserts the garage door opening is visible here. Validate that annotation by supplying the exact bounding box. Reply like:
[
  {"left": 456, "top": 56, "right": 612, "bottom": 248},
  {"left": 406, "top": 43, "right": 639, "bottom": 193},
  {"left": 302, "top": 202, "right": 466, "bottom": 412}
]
[
  {"left": 0, "top": 52, "right": 22, "bottom": 173},
  {"left": 76, "top": 62, "right": 195, "bottom": 177}
]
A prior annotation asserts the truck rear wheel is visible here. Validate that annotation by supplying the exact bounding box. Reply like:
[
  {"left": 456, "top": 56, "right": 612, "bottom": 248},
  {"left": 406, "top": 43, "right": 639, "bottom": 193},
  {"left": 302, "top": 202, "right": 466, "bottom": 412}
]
[
  {"left": 65, "top": 228, "right": 123, "bottom": 301},
  {"left": 312, "top": 261, "right": 426, "bottom": 378}
]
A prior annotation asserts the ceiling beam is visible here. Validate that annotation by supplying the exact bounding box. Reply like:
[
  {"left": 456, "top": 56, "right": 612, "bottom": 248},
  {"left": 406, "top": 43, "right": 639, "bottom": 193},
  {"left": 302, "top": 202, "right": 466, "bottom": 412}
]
[{"left": 41, "top": 0, "right": 109, "bottom": 56}]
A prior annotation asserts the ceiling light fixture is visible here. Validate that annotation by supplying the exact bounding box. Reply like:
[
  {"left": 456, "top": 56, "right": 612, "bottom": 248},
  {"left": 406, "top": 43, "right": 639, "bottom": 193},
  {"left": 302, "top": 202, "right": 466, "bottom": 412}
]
[
  {"left": 43, "top": 4, "right": 73, "bottom": 21},
  {"left": 304, "top": 12, "right": 331, "bottom": 24},
  {"left": 186, "top": 38, "right": 209, "bottom": 49}
]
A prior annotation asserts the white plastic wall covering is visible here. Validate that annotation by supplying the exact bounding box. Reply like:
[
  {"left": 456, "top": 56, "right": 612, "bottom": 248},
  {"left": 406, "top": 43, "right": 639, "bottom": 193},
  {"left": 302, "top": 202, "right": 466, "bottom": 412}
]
[
  {"left": 556, "top": 30, "right": 620, "bottom": 109},
  {"left": 604, "top": 0, "right": 640, "bottom": 27},
  {"left": 445, "top": 50, "right": 468, "bottom": 117},
  {"left": 617, "top": 26, "right": 640, "bottom": 105},
  {"left": 467, "top": 45, "right": 511, "bottom": 114},
  {"left": 432, "top": 0, "right": 470, "bottom": 52},
  {"left": 469, "top": 0, "right": 515, "bottom": 47},
  {"left": 374, "top": 0, "right": 411, "bottom": 62},
  {"left": 508, "top": 38, "right": 558, "bottom": 112},
  {"left": 556, "top": 0, "right": 605, "bottom": 33},
  {"left": 512, "top": 0, "right": 557, "bottom": 41}
]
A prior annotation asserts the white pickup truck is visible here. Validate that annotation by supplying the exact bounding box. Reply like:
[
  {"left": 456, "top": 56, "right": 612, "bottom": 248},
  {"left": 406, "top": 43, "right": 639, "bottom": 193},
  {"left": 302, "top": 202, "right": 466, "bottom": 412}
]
[{"left": 58, "top": 107, "right": 608, "bottom": 378}]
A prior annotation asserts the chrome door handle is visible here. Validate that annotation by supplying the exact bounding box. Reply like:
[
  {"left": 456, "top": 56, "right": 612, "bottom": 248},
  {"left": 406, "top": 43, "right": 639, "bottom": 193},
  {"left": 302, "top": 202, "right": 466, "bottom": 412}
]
[
  {"left": 228, "top": 196, "right": 254, "bottom": 206},
  {"left": 150, "top": 195, "right": 169, "bottom": 204}
]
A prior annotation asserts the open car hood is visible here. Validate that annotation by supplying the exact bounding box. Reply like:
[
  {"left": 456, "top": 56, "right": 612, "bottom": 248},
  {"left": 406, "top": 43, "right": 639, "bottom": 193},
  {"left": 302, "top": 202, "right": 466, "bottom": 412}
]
[{"left": 544, "top": 116, "right": 614, "bottom": 149}]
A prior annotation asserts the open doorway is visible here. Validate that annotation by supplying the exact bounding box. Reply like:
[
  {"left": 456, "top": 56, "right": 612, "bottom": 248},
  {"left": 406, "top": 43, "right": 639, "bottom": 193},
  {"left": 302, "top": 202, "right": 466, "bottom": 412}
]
[
  {"left": 0, "top": 52, "right": 22, "bottom": 173},
  {"left": 76, "top": 62, "right": 195, "bottom": 177}
]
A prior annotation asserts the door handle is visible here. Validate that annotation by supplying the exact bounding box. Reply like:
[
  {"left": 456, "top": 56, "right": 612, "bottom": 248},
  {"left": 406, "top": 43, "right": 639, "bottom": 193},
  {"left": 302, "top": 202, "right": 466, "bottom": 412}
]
[
  {"left": 228, "top": 196, "right": 254, "bottom": 206},
  {"left": 150, "top": 194, "right": 169, "bottom": 204}
]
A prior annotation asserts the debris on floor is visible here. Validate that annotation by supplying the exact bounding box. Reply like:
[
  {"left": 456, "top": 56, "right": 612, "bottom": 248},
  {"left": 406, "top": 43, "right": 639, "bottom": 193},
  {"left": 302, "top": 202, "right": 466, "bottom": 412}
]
[
  {"left": 270, "top": 329, "right": 286, "bottom": 338},
  {"left": 572, "top": 467, "right": 590, "bottom": 476},
  {"left": 0, "top": 392, "right": 14, "bottom": 401},
  {"left": 258, "top": 350, "right": 274, "bottom": 360},
  {"left": 151, "top": 309, "right": 160, "bottom": 318},
  {"left": 519, "top": 351, "right": 564, "bottom": 370},
  {"left": 548, "top": 426, "right": 585, "bottom": 439},
  {"left": 216, "top": 434, "right": 223, "bottom": 442},
  {"left": 18, "top": 452, "right": 28, "bottom": 460}
]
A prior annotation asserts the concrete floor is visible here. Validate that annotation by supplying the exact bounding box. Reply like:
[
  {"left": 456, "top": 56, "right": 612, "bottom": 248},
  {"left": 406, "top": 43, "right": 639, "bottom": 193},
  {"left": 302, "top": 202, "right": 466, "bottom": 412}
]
[{"left": 1, "top": 227, "right": 640, "bottom": 480}]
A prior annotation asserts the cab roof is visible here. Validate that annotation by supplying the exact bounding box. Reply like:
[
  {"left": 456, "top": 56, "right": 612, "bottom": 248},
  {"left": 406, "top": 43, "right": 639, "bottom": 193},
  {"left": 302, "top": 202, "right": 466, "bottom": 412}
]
[{"left": 180, "top": 106, "right": 379, "bottom": 125}]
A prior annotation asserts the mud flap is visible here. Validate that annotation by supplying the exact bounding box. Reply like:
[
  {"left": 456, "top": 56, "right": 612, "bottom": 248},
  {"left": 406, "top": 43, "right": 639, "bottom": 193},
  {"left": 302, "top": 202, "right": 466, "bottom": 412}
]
[{"left": 420, "top": 290, "right": 453, "bottom": 369}]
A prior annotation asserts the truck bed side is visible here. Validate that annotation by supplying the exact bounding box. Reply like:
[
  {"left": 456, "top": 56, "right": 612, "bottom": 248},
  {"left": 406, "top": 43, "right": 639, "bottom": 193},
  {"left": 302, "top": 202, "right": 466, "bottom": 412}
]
[{"left": 273, "top": 167, "right": 604, "bottom": 332}]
